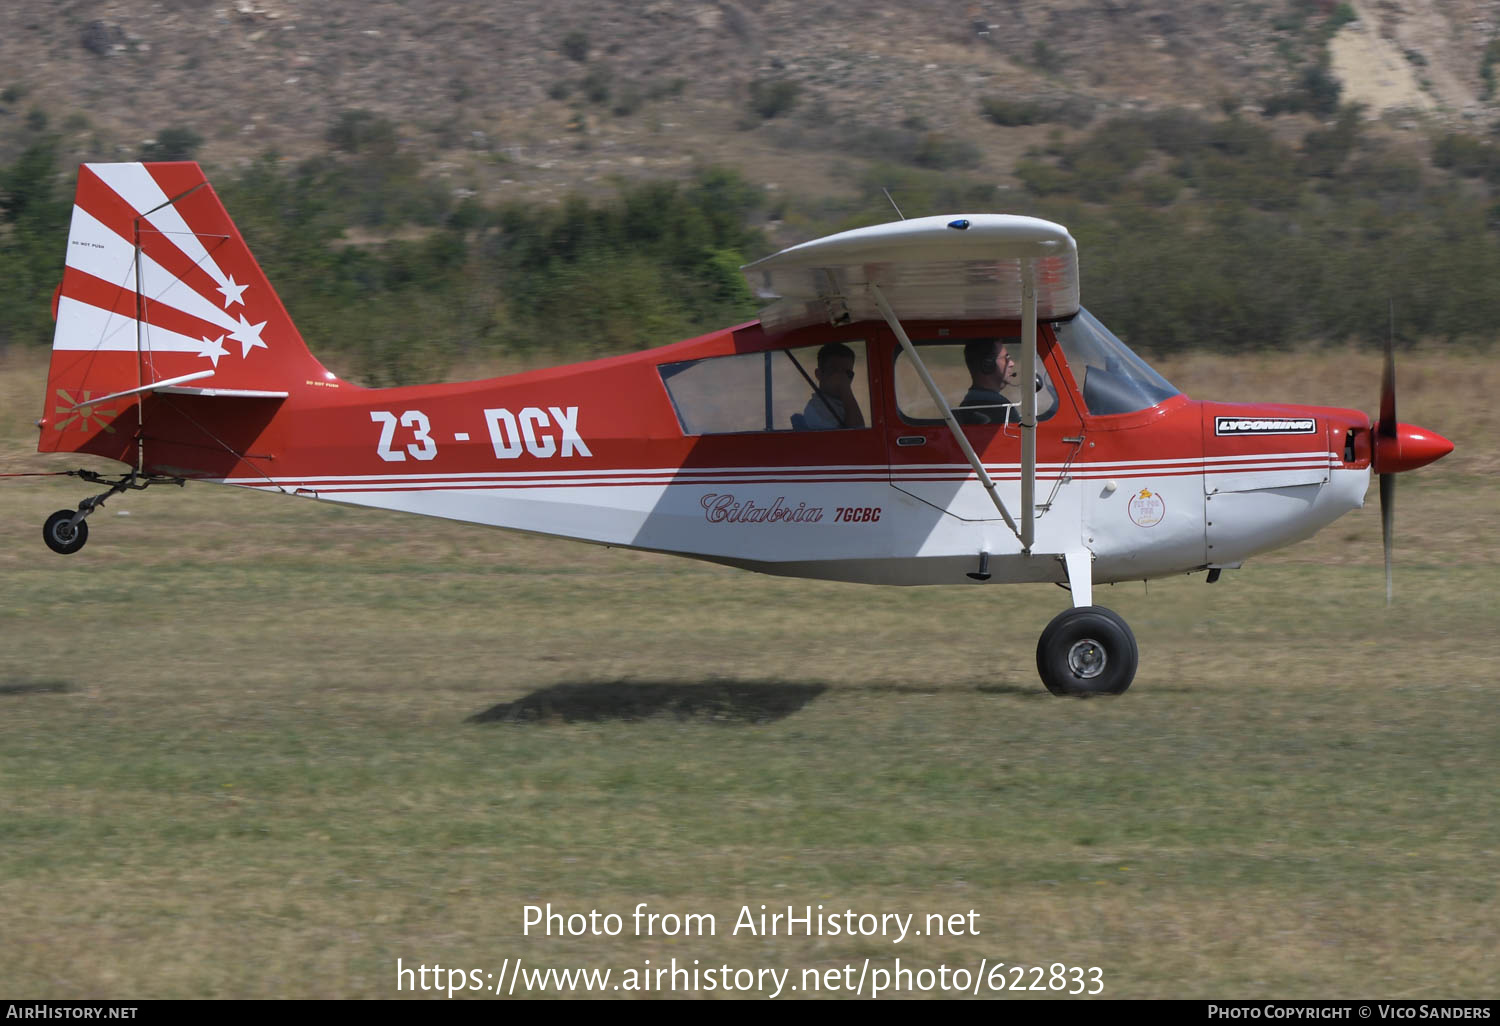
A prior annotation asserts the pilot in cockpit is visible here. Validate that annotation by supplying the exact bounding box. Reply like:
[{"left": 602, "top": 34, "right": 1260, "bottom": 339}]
[
  {"left": 955, "top": 338, "right": 1019, "bottom": 425},
  {"left": 800, "top": 342, "right": 866, "bottom": 430}
]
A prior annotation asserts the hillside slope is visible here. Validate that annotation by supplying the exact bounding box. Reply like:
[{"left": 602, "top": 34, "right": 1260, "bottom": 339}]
[{"left": 4, "top": 0, "right": 1500, "bottom": 203}]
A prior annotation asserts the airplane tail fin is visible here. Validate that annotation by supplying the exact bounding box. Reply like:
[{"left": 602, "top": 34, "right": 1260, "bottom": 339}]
[{"left": 38, "top": 161, "right": 343, "bottom": 471}]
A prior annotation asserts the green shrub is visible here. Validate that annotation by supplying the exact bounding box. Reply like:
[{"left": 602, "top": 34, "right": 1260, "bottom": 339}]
[
  {"left": 911, "top": 133, "right": 982, "bottom": 171},
  {"left": 1263, "top": 64, "right": 1342, "bottom": 117},
  {"left": 1328, "top": 3, "right": 1357, "bottom": 32},
  {"left": 1030, "top": 40, "right": 1063, "bottom": 74},
  {"left": 747, "top": 78, "right": 800, "bottom": 119},
  {"left": 327, "top": 110, "right": 397, "bottom": 156},
  {"left": 979, "top": 97, "right": 1042, "bottom": 127},
  {"left": 1299, "top": 106, "right": 1363, "bottom": 178},
  {"left": 137, "top": 126, "right": 203, "bottom": 162},
  {"left": 1432, "top": 133, "right": 1497, "bottom": 178},
  {"left": 647, "top": 77, "right": 686, "bottom": 100},
  {"left": 1138, "top": 175, "right": 1180, "bottom": 206},
  {"left": 612, "top": 83, "right": 644, "bottom": 117},
  {"left": 1014, "top": 158, "right": 1074, "bottom": 196},
  {"left": 561, "top": 31, "right": 589, "bottom": 63},
  {"left": 1481, "top": 39, "right": 1500, "bottom": 99},
  {"left": 581, "top": 67, "right": 611, "bottom": 105}
]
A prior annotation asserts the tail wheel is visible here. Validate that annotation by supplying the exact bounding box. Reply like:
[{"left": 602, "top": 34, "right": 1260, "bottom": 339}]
[
  {"left": 43, "top": 509, "right": 89, "bottom": 555},
  {"left": 1036, "top": 605, "right": 1137, "bottom": 696}
]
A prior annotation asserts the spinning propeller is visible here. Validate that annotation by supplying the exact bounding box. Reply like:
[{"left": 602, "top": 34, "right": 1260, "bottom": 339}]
[{"left": 1369, "top": 330, "right": 1454, "bottom": 604}]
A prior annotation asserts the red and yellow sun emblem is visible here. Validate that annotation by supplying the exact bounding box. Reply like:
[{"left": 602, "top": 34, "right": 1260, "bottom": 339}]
[{"left": 52, "top": 389, "right": 119, "bottom": 434}]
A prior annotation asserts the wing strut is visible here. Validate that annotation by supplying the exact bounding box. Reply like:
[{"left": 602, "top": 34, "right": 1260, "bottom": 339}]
[
  {"left": 1019, "top": 260, "right": 1037, "bottom": 551},
  {"left": 868, "top": 281, "right": 1036, "bottom": 551}
]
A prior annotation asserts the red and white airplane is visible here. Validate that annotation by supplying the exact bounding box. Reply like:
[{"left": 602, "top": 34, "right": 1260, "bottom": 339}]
[{"left": 35, "top": 162, "right": 1453, "bottom": 695}]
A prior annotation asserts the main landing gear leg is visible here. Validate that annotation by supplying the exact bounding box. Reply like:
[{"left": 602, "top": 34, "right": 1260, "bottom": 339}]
[
  {"left": 42, "top": 470, "right": 184, "bottom": 555},
  {"left": 1036, "top": 551, "right": 1139, "bottom": 696}
]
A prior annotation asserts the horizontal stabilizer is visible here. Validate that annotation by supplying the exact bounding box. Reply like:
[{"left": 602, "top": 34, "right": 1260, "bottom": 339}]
[
  {"left": 63, "top": 370, "right": 216, "bottom": 409},
  {"left": 156, "top": 386, "right": 290, "bottom": 399},
  {"left": 59, "top": 372, "right": 290, "bottom": 411}
]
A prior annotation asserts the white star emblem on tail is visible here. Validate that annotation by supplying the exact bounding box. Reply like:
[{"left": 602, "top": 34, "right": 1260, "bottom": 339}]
[
  {"left": 197, "top": 334, "right": 229, "bottom": 367},
  {"left": 216, "top": 275, "right": 249, "bottom": 308},
  {"left": 229, "top": 314, "right": 268, "bottom": 358}
]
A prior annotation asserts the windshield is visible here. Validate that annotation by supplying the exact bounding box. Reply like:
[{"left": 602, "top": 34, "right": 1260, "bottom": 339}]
[{"left": 1052, "top": 308, "right": 1180, "bottom": 416}]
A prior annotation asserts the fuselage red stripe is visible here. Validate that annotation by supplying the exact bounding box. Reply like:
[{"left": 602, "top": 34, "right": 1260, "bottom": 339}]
[{"left": 227, "top": 461, "right": 1349, "bottom": 493}]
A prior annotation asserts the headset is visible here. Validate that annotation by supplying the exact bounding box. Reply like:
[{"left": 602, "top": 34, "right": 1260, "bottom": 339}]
[{"left": 964, "top": 339, "right": 1001, "bottom": 377}]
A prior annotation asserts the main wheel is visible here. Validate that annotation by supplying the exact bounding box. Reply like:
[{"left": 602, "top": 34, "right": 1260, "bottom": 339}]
[
  {"left": 1036, "top": 605, "right": 1138, "bottom": 696},
  {"left": 43, "top": 509, "right": 89, "bottom": 555}
]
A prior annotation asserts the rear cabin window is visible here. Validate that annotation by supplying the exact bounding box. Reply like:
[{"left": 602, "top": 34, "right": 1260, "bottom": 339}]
[{"left": 658, "top": 341, "right": 871, "bottom": 435}]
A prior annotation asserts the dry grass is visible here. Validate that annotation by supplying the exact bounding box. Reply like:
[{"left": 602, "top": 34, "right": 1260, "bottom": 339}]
[{"left": 0, "top": 346, "right": 1496, "bottom": 998}]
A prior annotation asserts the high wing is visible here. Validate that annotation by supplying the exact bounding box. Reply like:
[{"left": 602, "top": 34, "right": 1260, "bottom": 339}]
[
  {"left": 741, "top": 213, "right": 1079, "bottom": 333},
  {"left": 742, "top": 214, "right": 1080, "bottom": 551}
]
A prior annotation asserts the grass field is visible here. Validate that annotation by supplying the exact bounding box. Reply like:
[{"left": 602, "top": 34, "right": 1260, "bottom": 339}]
[{"left": 1, "top": 346, "right": 1496, "bottom": 999}]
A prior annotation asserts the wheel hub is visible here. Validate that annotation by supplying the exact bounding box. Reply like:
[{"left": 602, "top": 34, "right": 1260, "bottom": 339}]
[{"left": 1067, "top": 638, "right": 1107, "bottom": 679}]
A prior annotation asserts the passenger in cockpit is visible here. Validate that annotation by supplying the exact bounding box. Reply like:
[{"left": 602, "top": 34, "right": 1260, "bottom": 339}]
[{"left": 800, "top": 342, "right": 866, "bottom": 429}]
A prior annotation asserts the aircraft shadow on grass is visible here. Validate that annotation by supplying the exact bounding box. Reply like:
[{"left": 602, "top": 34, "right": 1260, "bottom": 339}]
[
  {"left": 0, "top": 679, "right": 72, "bottom": 696},
  {"left": 468, "top": 680, "right": 827, "bottom": 725},
  {"left": 467, "top": 678, "right": 1059, "bottom": 725}
]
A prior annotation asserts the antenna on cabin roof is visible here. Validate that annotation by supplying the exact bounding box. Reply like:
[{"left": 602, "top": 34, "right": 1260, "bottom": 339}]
[{"left": 881, "top": 187, "right": 905, "bottom": 220}]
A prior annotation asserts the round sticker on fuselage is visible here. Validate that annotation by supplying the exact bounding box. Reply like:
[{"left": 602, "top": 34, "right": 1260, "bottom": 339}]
[{"left": 1128, "top": 487, "right": 1165, "bottom": 528}]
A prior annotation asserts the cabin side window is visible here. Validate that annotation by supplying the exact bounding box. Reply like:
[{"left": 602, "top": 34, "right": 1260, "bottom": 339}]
[
  {"left": 658, "top": 341, "right": 871, "bottom": 435},
  {"left": 892, "top": 338, "right": 1058, "bottom": 425}
]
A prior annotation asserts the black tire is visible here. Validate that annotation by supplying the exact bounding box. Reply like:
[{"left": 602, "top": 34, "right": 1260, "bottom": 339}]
[
  {"left": 43, "top": 509, "right": 88, "bottom": 555},
  {"left": 1036, "top": 605, "right": 1137, "bottom": 696}
]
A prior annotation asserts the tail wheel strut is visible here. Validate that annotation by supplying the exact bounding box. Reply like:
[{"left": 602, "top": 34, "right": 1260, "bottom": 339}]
[{"left": 40, "top": 470, "right": 184, "bottom": 556}]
